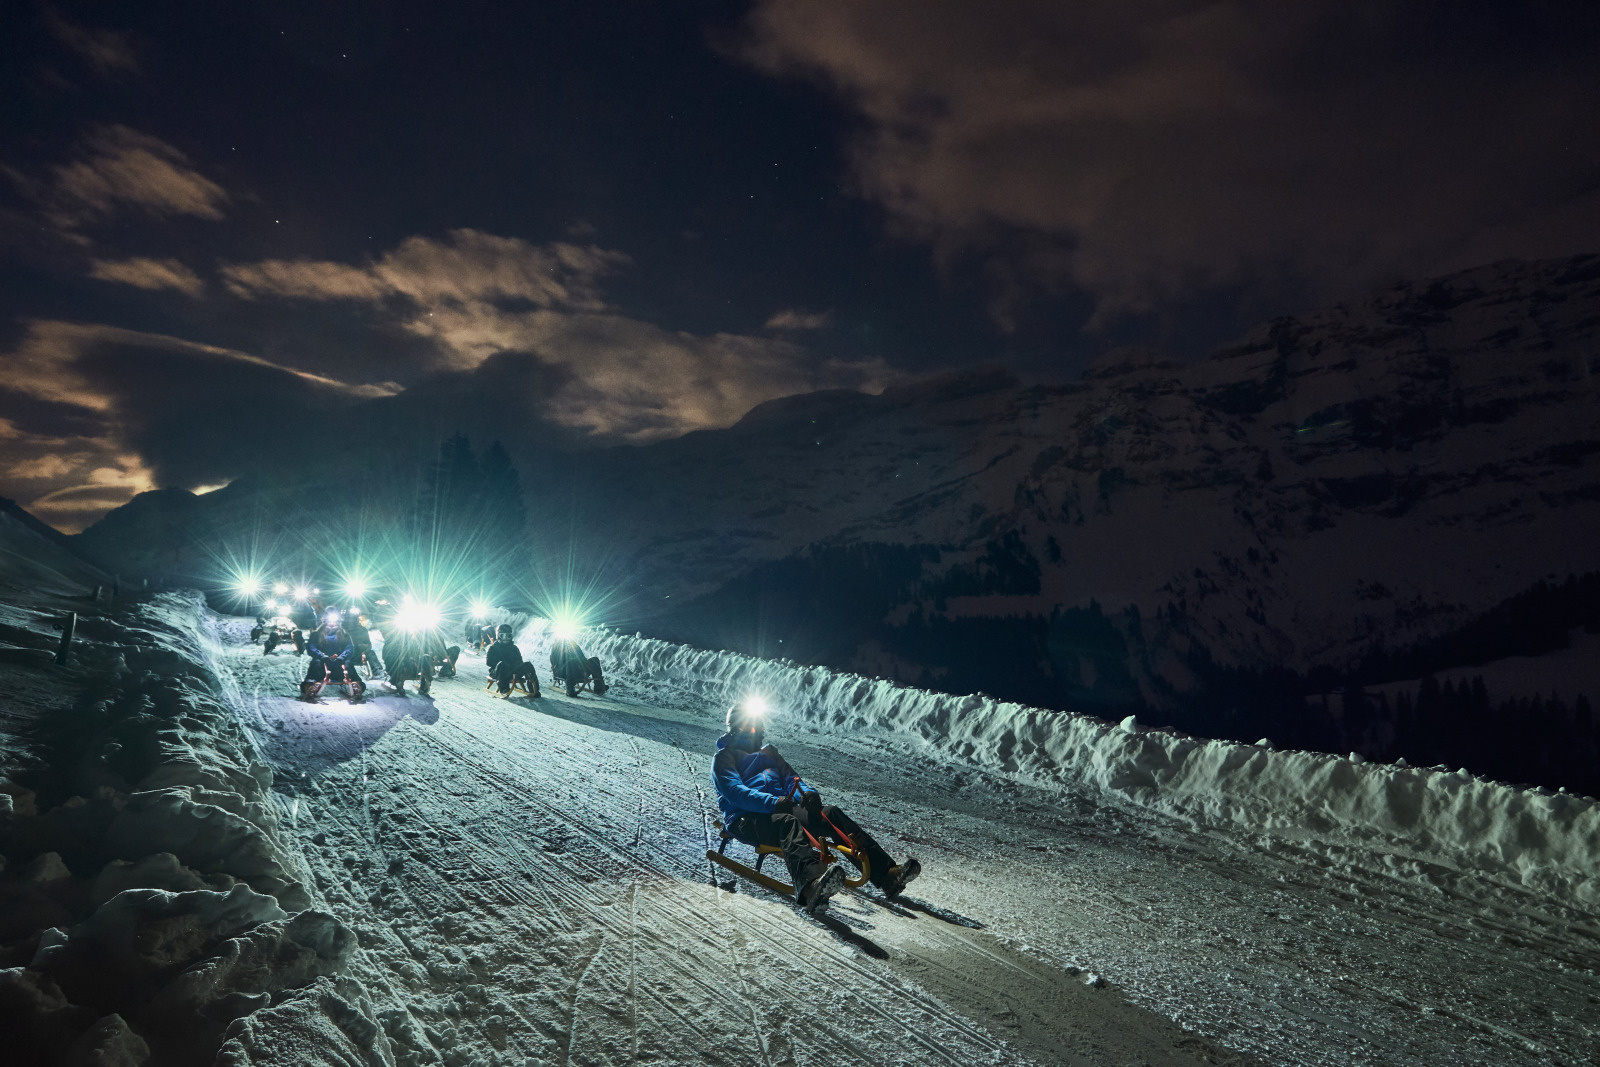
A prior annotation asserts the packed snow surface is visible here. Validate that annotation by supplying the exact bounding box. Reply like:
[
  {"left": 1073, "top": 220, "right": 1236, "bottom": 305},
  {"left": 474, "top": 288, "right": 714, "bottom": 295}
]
[{"left": 203, "top": 616, "right": 1600, "bottom": 1066}]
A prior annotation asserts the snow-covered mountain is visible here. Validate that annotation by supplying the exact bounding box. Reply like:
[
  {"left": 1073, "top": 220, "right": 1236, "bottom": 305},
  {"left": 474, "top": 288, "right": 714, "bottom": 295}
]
[
  {"left": 553, "top": 256, "right": 1600, "bottom": 706},
  {"left": 76, "top": 255, "right": 1600, "bottom": 745}
]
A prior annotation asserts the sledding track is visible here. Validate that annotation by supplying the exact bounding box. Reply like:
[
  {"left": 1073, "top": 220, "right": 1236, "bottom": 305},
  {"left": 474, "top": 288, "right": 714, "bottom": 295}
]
[{"left": 219, "top": 623, "right": 1600, "bottom": 1066}]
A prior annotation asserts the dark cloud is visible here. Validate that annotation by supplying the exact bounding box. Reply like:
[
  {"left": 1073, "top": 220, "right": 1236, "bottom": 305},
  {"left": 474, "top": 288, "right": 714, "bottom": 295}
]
[
  {"left": 0, "top": 320, "right": 397, "bottom": 528},
  {"left": 43, "top": 12, "right": 140, "bottom": 76},
  {"left": 28, "top": 126, "right": 229, "bottom": 233},
  {"left": 88, "top": 256, "right": 205, "bottom": 296},
  {"left": 221, "top": 230, "right": 892, "bottom": 439},
  {"left": 741, "top": 0, "right": 1600, "bottom": 330}
]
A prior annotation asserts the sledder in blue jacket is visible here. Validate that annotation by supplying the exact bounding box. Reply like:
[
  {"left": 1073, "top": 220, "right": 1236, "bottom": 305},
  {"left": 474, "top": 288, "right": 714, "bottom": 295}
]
[
  {"left": 300, "top": 612, "right": 365, "bottom": 701},
  {"left": 710, "top": 699, "right": 920, "bottom": 913},
  {"left": 712, "top": 736, "right": 819, "bottom": 822}
]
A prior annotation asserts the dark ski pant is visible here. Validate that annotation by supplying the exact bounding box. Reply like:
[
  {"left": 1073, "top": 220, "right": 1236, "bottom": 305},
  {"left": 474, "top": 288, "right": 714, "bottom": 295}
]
[
  {"left": 385, "top": 653, "right": 430, "bottom": 687},
  {"left": 264, "top": 629, "right": 304, "bottom": 655},
  {"left": 552, "top": 655, "right": 606, "bottom": 692},
  {"left": 302, "top": 658, "right": 365, "bottom": 697},
  {"left": 433, "top": 645, "right": 462, "bottom": 676},
  {"left": 728, "top": 804, "right": 896, "bottom": 894},
  {"left": 492, "top": 658, "right": 540, "bottom": 695}
]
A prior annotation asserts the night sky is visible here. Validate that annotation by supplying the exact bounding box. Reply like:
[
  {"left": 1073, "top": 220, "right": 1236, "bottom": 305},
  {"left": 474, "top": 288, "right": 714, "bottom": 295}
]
[{"left": 3, "top": 1, "right": 1598, "bottom": 531}]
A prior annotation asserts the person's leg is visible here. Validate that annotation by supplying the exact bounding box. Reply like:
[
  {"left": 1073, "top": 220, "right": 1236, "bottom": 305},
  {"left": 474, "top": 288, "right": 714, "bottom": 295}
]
[
  {"left": 441, "top": 645, "right": 460, "bottom": 676},
  {"left": 341, "top": 660, "right": 365, "bottom": 698},
  {"left": 731, "top": 812, "right": 828, "bottom": 891},
  {"left": 810, "top": 805, "right": 897, "bottom": 889},
  {"left": 494, "top": 659, "right": 514, "bottom": 694},
  {"left": 517, "top": 664, "right": 540, "bottom": 696},
  {"left": 264, "top": 631, "right": 278, "bottom": 655},
  {"left": 300, "top": 661, "right": 328, "bottom": 700},
  {"left": 586, "top": 657, "right": 607, "bottom": 693}
]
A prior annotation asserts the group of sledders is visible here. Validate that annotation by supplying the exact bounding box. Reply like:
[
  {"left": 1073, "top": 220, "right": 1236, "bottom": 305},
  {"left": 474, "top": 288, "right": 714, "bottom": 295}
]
[
  {"left": 295, "top": 613, "right": 606, "bottom": 702},
  {"left": 297, "top": 617, "right": 913, "bottom": 915}
]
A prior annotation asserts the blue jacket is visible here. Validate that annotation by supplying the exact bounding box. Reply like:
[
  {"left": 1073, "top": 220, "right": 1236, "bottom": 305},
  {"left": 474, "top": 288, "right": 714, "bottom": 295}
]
[
  {"left": 306, "top": 628, "right": 354, "bottom": 662},
  {"left": 711, "top": 733, "right": 818, "bottom": 823}
]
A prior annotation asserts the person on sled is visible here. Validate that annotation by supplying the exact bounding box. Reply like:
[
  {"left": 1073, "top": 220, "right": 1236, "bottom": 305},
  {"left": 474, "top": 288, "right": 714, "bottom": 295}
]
[
  {"left": 300, "top": 610, "right": 366, "bottom": 702},
  {"left": 485, "top": 624, "right": 541, "bottom": 697},
  {"left": 424, "top": 629, "right": 462, "bottom": 678},
  {"left": 382, "top": 624, "right": 433, "bottom": 696},
  {"left": 712, "top": 698, "right": 920, "bottom": 914},
  {"left": 550, "top": 635, "right": 607, "bottom": 697},
  {"left": 346, "top": 611, "right": 380, "bottom": 678}
]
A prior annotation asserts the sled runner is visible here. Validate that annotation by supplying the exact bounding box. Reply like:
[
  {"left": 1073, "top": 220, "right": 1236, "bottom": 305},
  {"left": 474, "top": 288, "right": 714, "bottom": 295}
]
[
  {"left": 706, "top": 809, "right": 871, "bottom": 899},
  {"left": 484, "top": 677, "right": 539, "bottom": 698},
  {"left": 300, "top": 681, "right": 364, "bottom": 704},
  {"left": 300, "top": 664, "right": 366, "bottom": 704}
]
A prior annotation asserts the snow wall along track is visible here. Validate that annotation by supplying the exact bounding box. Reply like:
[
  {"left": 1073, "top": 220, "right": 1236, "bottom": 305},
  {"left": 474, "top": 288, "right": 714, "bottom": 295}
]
[{"left": 573, "top": 628, "right": 1600, "bottom": 910}]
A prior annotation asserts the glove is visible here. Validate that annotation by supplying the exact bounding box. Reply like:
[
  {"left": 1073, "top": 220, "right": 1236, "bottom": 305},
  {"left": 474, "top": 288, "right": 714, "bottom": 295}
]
[
  {"left": 803, "top": 791, "right": 823, "bottom": 815},
  {"left": 773, "top": 798, "right": 796, "bottom": 817}
]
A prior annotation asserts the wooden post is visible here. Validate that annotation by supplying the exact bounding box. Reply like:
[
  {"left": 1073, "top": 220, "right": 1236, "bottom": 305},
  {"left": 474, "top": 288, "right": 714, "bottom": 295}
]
[{"left": 55, "top": 612, "right": 77, "bottom": 666}]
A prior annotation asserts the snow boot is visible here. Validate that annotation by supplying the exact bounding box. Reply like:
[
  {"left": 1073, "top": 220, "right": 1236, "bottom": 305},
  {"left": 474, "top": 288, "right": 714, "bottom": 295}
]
[
  {"left": 797, "top": 865, "right": 846, "bottom": 916},
  {"left": 592, "top": 680, "right": 608, "bottom": 696},
  {"left": 299, "top": 681, "right": 323, "bottom": 703},
  {"left": 386, "top": 680, "right": 407, "bottom": 695},
  {"left": 881, "top": 858, "right": 921, "bottom": 899}
]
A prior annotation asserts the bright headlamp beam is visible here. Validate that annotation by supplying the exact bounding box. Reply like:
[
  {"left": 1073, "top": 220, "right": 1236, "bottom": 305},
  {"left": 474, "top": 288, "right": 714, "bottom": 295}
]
[
  {"left": 744, "top": 694, "right": 770, "bottom": 717},
  {"left": 294, "top": 586, "right": 309, "bottom": 600}
]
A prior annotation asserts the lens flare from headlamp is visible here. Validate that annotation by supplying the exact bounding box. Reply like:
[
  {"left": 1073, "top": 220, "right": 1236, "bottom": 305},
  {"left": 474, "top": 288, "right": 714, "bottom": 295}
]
[
  {"left": 551, "top": 617, "right": 579, "bottom": 643},
  {"left": 237, "top": 576, "right": 261, "bottom": 598},
  {"left": 395, "top": 600, "right": 440, "bottom": 633},
  {"left": 344, "top": 578, "right": 366, "bottom": 599},
  {"left": 743, "top": 694, "right": 770, "bottom": 718},
  {"left": 294, "top": 586, "right": 309, "bottom": 601},
  {"left": 471, "top": 600, "right": 491, "bottom": 620}
]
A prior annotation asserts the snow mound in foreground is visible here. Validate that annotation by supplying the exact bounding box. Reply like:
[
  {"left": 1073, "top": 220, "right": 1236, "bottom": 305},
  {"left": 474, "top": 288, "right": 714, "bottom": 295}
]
[
  {"left": 581, "top": 629, "right": 1600, "bottom": 908},
  {"left": 1, "top": 592, "right": 367, "bottom": 1065}
]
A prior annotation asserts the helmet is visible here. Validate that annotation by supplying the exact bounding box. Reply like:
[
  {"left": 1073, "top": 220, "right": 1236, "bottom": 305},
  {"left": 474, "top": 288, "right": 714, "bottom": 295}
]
[
  {"left": 496, "top": 624, "right": 513, "bottom": 639},
  {"left": 725, "top": 696, "right": 768, "bottom": 743}
]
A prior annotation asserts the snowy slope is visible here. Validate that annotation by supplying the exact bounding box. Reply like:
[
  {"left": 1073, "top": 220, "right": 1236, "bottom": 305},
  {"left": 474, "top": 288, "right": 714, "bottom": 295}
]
[{"left": 217, "top": 615, "right": 1599, "bottom": 1065}]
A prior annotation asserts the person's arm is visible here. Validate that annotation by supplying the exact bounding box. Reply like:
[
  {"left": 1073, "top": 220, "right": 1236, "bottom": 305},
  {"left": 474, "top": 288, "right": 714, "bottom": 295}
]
[
  {"left": 712, "top": 749, "right": 780, "bottom": 815},
  {"left": 765, "top": 746, "right": 819, "bottom": 802}
]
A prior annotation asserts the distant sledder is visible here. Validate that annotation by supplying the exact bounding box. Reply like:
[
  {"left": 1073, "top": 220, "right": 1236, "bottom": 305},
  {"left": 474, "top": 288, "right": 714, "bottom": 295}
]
[
  {"left": 259, "top": 609, "right": 305, "bottom": 656},
  {"left": 708, "top": 698, "right": 920, "bottom": 915},
  {"left": 485, "top": 624, "right": 541, "bottom": 698},
  {"left": 382, "top": 625, "right": 434, "bottom": 697},
  {"left": 299, "top": 611, "right": 366, "bottom": 703},
  {"left": 549, "top": 635, "right": 607, "bottom": 697}
]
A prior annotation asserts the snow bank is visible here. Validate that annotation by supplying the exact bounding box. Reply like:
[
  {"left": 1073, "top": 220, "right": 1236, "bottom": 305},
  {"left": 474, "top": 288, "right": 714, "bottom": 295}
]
[
  {"left": 576, "top": 628, "right": 1600, "bottom": 908},
  {"left": 0, "top": 591, "right": 365, "bottom": 1065}
]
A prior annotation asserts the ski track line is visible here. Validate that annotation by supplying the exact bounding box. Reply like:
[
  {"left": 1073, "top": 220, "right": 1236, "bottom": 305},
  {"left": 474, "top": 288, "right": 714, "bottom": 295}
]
[
  {"left": 222, "top": 635, "right": 1600, "bottom": 1066},
  {"left": 410, "top": 713, "right": 1003, "bottom": 1065},
  {"left": 282, "top": 684, "right": 1001, "bottom": 1065}
]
